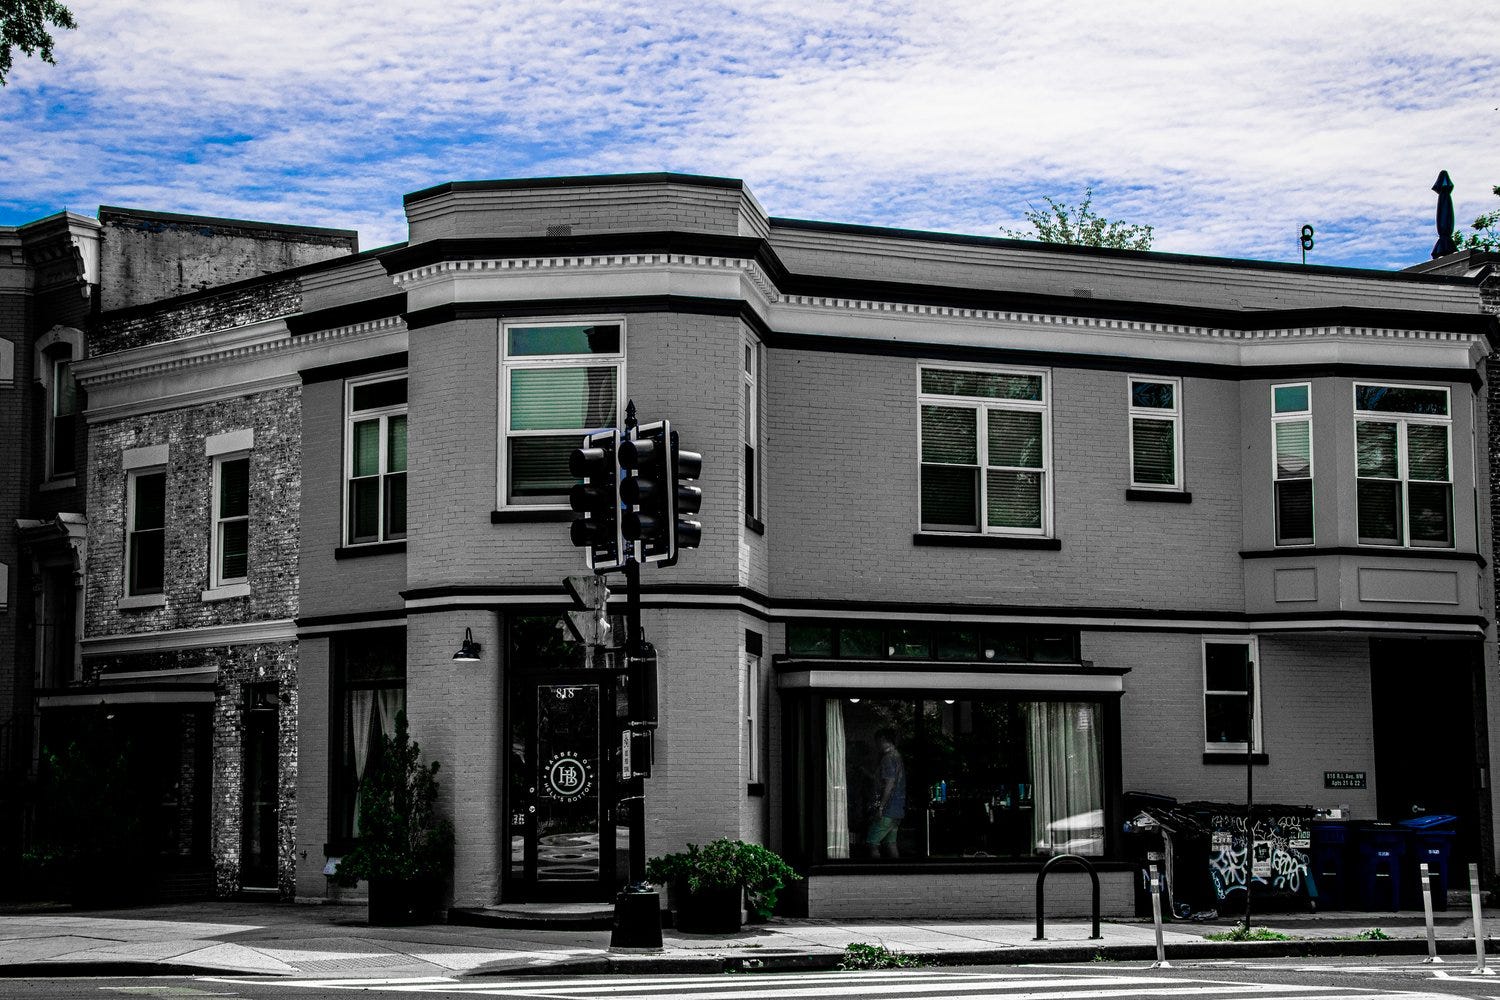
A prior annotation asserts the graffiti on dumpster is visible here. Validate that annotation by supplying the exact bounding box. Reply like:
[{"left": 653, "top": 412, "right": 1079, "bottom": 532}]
[{"left": 1207, "top": 813, "right": 1312, "bottom": 899}]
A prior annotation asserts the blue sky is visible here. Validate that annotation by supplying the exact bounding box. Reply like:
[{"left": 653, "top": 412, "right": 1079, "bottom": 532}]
[{"left": 2, "top": 0, "right": 1496, "bottom": 269}]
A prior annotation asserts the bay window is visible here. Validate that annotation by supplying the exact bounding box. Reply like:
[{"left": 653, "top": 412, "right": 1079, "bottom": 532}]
[
  {"left": 501, "top": 322, "right": 623, "bottom": 506},
  {"left": 345, "top": 375, "right": 407, "bottom": 545},
  {"left": 919, "top": 366, "right": 1050, "bottom": 534},
  {"left": 1354, "top": 384, "right": 1452, "bottom": 547},
  {"left": 1272, "top": 383, "right": 1313, "bottom": 545}
]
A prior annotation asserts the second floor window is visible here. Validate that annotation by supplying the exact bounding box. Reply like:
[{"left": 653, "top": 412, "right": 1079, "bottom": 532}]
[
  {"left": 919, "top": 366, "right": 1049, "bottom": 535},
  {"left": 1128, "top": 377, "right": 1181, "bottom": 489},
  {"left": 501, "top": 322, "right": 623, "bottom": 506},
  {"left": 346, "top": 376, "right": 407, "bottom": 545},
  {"left": 745, "top": 341, "right": 760, "bottom": 522},
  {"left": 1272, "top": 383, "right": 1313, "bottom": 545},
  {"left": 50, "top": 353, "right": 77, "bottom": 478},
  {"left": 212, "top": 455, "right": 250, "bottom": 586},
  {"left": 1354, "top": 383, "right": 1452, "bottom": 548},
  {"left": 128, "top": 469, "right": 166, "bottom": 595}
]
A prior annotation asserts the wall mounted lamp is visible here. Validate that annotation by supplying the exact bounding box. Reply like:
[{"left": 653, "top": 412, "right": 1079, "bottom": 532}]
[{"left": 452, "top": 627, "right": 482, "bottom": 663}]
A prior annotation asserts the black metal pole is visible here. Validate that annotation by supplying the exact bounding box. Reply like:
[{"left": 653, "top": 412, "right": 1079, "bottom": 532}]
[
  {"left": 1244, "top": 664, "right": 1255, "bottom": 931},
  {"left": 624, "top": 557, "right": 645, "bottom": 885}
]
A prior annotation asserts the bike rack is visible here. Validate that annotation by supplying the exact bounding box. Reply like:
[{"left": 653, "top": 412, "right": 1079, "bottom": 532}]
[{"left": 1035, "top": 853, "right": 1102, "bottom": 941}]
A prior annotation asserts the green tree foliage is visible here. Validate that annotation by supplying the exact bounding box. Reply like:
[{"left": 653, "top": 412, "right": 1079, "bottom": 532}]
[
  {"left": 332, "top": 711, "right": 453, "bottom": 885},
  {"left": 0, "top": 0, "right": 75, "bottom": 85},
  {"left": 1003, "top": 186, "right": 1155, "bottom": 250},
  {"left": 1453, "top": 185, "right": 1500, "bottom": 251}
]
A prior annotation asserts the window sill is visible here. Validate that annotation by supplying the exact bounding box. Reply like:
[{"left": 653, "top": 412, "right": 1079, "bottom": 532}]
[
  {"left": 747, "top": 782, "right": 765, "bottom": 797},
  {"left": 491, "top": 509, "right": 577, "bottom": 524},
  {"left": 335, "top": 541, "right": 406, "bottom": 560},
  {"left": 39, "top": 476, "right": 77, "bottom": 492},
  {"left": 1126, "top": 488, "right": 1191, "bottom": 503},
  {"left": 913, "top": 533, "right": 1060, "bottom": 550},
  {"left": 1203, "top": 752, "right": 1269, "bottom": 766},
  {"left": 118, "top": 594, "right": 165, "bottom": 611},
  {"left": 746, "top": 515, "right": 765, "bottom": 535},
  {"left": 202, "top": 583, "right": 251, "bottom": 602}
]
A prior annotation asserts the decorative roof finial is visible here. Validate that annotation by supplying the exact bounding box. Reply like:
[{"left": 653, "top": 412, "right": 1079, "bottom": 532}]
[{"left": 1432, "top": 171, "right": 1457, "bottom": 258}]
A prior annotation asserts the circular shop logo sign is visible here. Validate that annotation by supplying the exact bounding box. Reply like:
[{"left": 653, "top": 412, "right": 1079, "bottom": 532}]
[{"left": 545, "top": 751, "right": 594, "bottom": 802}]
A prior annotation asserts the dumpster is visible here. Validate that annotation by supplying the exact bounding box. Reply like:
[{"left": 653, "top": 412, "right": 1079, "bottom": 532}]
[
  {"left": 1184, "top": 802, "right": 1316, "bottom": 912},
  {"left": 1354, "top": 823, "right": 1406, "bottom": 910},
  {"left": 1400, "top": 814, "right": 1458, "bottom": 911},
  {"left": 1309, "top": 821, "right": 1352, "bottom": 911}
]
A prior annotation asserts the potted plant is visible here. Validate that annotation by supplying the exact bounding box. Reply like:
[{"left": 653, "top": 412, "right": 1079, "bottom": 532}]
[
  {"left": 646, "top": 838, "right": 800, "bottom": 934},
  {"left": 331, "top": 711, "right": 454, "bottom": 925}
]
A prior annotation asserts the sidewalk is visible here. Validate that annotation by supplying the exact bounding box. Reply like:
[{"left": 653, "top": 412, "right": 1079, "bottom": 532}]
[{"left": 1, "top": 900, "right": 1496, "bottom": 979}]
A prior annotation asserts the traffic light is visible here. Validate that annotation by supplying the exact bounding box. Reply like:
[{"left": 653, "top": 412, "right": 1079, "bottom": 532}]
[
  {"left": 568, "top": 428, "right": 625, "bottom": 572},
  {"left": 665, "top": 430, "right": 703, "bottom": 567},
  {"left": 619, "top": 420, "right": 671, "bottom": 562}
]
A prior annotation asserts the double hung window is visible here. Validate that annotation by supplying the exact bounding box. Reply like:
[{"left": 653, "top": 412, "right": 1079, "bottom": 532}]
[
  {"left": 127, "top": 469, "right": 166, "bottom": 595},
  {"left": 211, "top": 456, "right": 250, "bottom": 587},
  {"left": 1128, "top": 377, "right": 1181, "bottom": 489},
  {"left": 1354, "top": 384, "right": 1452, "bottom": 547},
  {"left": 1272, "top": 383, "right": 1313, "bottom": 545},
  {"left": 1203, "top": 637, "right": 1260, "bottom": 753},
  {"left": 919, "top": 366, "right": 1050, "bottom": 534},
  {"left": 49, "top": 353, "right": 77, "bottom": 478},
  {"left": 346, "top": 376, "right": 407, "bottom": 545},
  {"left": 501, "top": 322, "right": 623, "bottom": 506}
]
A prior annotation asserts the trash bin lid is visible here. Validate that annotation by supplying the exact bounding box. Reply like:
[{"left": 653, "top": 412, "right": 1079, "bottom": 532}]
[{"left": 1399, "top": 814, "right": 1458, "bottom": 830}]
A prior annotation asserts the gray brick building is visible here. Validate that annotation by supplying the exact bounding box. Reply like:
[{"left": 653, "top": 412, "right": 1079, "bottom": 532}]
[{"left": 15, "top": 176, "right": 1500, "bottom": 920}]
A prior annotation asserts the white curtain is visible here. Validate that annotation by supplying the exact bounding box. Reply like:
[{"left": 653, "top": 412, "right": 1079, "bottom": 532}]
[
  {"left": 348, "top": 690, "right": 376, "bottom": 835},
  {"left": 825, "top": 699, "right": 850, "bottom": 858},
  {"left": 1029, "top": 702, "right": 1104, "bottom": 856},
  {"left": 374, "top": 687, "right": 405, "bottom": 741}
]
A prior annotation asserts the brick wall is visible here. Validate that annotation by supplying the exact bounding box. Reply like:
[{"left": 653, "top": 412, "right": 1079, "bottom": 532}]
[
  {"left": 807, "top": 869, "right": 1133, "bottom": 920},
  {"left": 85, "top": 387, "right": 300, "bottom": 636},
  {"left": 767, "top": 350, "right": 1244, "bottom": 610},
  {"left": 92, "top": 279, "right": 300, "bottom": 356}
]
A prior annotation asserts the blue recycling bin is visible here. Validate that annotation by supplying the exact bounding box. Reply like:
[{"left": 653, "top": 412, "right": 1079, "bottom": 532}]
[
  {"left": 1310, "top": 821, "right": 1352, "bottom": 911},
  {"left": 1400, "top": 815, "right": 1458, "bottom": 912},
  {"left": 1355, "top": 823, "right": 1407, "bottom": 911}
]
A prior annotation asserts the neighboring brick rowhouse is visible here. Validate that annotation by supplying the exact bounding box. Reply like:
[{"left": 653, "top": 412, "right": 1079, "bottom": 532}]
[
  {"left": 98, "top": 207, "right": 356, "bottom": 313},
  {"left": 85, "top": 387, "right": 300, "bottom": 636},
  {"left": 92, "top": 278, "right": 300, "bottom": 356}
]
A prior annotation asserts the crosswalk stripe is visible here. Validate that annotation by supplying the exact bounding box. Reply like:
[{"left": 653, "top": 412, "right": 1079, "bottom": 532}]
[{"left": 388, "top": 981, "right": 1352, "bottom": 999}]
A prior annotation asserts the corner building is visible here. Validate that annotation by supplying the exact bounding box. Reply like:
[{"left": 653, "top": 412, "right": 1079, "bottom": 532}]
[{"left": 77, "top": 175, "right": 1500, "bottom": 918}]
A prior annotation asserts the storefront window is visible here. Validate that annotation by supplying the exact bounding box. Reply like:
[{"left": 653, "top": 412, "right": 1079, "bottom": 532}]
[
  {"left": 822, "top": 695, "right": 1104, "bottom": 861},
  {"left": 332, "top": 633, "right": 405, "bottom": 842}
]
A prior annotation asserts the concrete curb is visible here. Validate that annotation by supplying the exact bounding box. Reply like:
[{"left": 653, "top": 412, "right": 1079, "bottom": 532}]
[{"left": 0, "top": 961, "right": 265, "bottom": 979}]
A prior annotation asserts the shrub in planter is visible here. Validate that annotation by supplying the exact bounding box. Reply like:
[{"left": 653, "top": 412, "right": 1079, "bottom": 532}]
[
  {"left": 646, "top": 839, "right": 800, "bottom": 932},
  {"left": 331, "top": 711, "right": 454, "bottom": 925}
]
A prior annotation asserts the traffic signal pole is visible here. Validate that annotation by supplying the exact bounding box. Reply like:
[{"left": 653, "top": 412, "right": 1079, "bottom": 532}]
[{"left": 623, "top": 556, "right": 646, "bottom": 886}]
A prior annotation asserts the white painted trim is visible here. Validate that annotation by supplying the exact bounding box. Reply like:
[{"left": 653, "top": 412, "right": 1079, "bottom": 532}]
[
  {"left": 205, "top": 428, "right": 254, "bottom": 456},
  {"left": 86, "top": 372, "right": 303, "bottom": 424},
  {"left": 1127, "top": 374, "right": 1184, "bottom": 490},
  {"left": 202, "top": 582, "right": 251, "bottom": 602},
  {"left": 777, "top": 668, "right": 1125, "bottom": 693},
  {"left": 122, "top": 444, "right": 169, "bottom": 470},
  {"left": 117, "top": 593, "right": 165, "bottom": 611},
  {"left": 1202, "top": 635, "right": 1262, "bottom": 753},
  {"left": 296, "top": 617, "right": 407, "bottom": 636},
  {"left": 39, "top": 689, "right": 215, "bottom": 708},
  {"left": 82, "top": 618, "right": 297, "bottom": 655},
  {"left": 99, "top": 664, "right": 217, "bottom": 682}
]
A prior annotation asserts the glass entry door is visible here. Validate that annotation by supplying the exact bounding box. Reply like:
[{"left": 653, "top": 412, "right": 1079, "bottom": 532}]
[{"left": 507, "top": 674, "right": 616, "bottom": 899}]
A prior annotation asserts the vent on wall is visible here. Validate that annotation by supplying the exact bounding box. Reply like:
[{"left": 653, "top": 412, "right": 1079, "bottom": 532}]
[{"left": 547, "top": 224, "right": 574, "bottom": 238}]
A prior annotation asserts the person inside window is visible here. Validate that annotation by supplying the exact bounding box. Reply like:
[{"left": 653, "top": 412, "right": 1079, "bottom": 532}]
[{"left": 866, "top": 730, "right": 906, "bottom": 858}]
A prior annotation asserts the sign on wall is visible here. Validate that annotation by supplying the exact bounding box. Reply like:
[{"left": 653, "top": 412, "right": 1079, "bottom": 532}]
[{"left": 1324, "top": 771, "right": 1367, "bottom": 789}]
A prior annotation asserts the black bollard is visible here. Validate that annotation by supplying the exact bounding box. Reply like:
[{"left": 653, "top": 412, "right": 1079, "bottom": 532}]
[{"left": 610, "top": 883, "right": 663, "bottom": 952}]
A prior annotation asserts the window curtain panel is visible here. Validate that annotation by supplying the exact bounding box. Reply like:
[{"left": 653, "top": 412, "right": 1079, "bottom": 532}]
[
  {"left": 347, "top": 690, "right": 376, "bottom": 836},
  {"left": 825, "top": 699, "right": 850, "bottom": 859},
  {"left": 1029, "top": 702, "right": 1104, "bottom": 856}
]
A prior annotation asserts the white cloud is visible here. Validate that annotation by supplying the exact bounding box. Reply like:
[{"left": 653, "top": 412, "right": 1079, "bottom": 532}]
[{"left": 1, "top": 0, "right": 1495, "bottom": 267}]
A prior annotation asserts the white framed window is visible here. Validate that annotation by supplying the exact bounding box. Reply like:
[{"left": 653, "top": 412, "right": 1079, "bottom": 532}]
[
  {"left": 345, "top": 374, "right": 408, "bottom": 545},
  {"left": 1272, "top": 383, "right": 1313, "bottom": 545},
  {"left": 918, "top": 365, "right": 1051, "bottom": 535},
  {"left": 1203, "top": 636, "right": 1260, "bottom": 753},
  {"left": 127, "top": 468, "right": 167, "bottom": 596},
  {"left": 210, "top": 454, "right": 250, "bottom": 588},
  {"left": 48, "top": 351, "right": 78, "bottom": 479},
  {"left": 745, "top": 650, "right": 764, "bottom": 784},
  {"left": 1127, "top": 376, "right": 1181, "bottom": 489},
  {"left": 744, "top": 340, "right": 760, "bottom": 522},
  {"left": 499, "top": 320, "right": 624, "bottom": 507},
  {"left": 1353, "top": 383, "right": 1452, "bottom": 548}
]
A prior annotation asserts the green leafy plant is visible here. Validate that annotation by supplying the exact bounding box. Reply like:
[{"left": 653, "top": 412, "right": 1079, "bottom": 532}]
[
  {"left": 1206, "top": 925, "right": 1293, "bottom": 942},
  {"left": 646, "top": 839, "right": 801, "bottom": 919},
  {"left": 332, "top": 711, "right": 454, "bottom": 885},
  {"left": 1001, "top": 186, "right": 1155, "bottom": 250},
  {"left": 1345, "top": 928, "right": 1392, "bottom": 941},
  {"left": 1453, "top": 184, "right": 1500, "bottom": 252},
  {"left": 839, "top": 942, "right": 929, "bottom": 970}
]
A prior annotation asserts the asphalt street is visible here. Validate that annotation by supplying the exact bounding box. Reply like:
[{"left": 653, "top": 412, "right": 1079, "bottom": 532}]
[{"left": 8, "top": 958, "right": 1500, "bottom": 1000}]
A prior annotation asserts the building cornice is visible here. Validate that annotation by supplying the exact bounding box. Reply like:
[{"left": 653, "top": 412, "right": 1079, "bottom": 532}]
[{"left": 81, "top": 618, "right": 298, "bottom": 656}]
